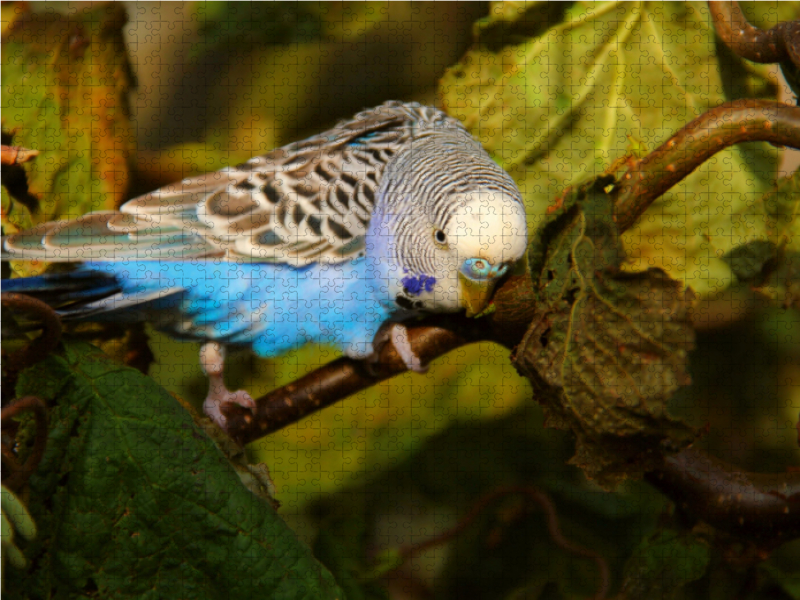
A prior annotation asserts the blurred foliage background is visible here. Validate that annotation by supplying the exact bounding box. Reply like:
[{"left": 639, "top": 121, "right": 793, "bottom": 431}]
[{"left": 3, "top": 1, "right": 800, "bottom": 598}]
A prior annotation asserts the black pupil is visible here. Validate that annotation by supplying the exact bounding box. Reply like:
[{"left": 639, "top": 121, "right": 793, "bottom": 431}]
[{"left": 435, "top": 230, "right": 446, "bottom": 243}]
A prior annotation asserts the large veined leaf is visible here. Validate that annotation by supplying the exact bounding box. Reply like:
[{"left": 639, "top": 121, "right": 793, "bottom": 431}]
[
  {"left": 440, "top": 1, "right": 785, "bottom": 296},
  {"left": 515, "top": 177, "right": 696, "bottom": 486},
  {"left": 6, "top": 341, "right": 343, "bottom": 599}
]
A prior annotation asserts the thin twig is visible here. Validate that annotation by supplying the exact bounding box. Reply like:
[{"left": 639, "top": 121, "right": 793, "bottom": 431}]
[
  {"left": 227, "top": 101, "right": 800, "bottom": 444},
  {"left": 1, "top": 293, "right": 63, "bottom": 375},
  {"left": 0, "top": 145, "right": 39, "bottom": 166},
  {"left": 225, "top": 316, "right": 488, "bottom": 446},
  {"left": 224, "top": 273, "right": 537, "bottom": 445},
  {"left": 1, "top": 396, "right": 48, "bottom": 491},
  {"left": 391, "top": 485, "right": 610, "bottom": 600}
]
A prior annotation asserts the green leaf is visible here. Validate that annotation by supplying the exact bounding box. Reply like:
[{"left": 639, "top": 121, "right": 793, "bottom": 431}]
[
  {"left": 1, "top": 3, "right": 135, "bottom": 228},
  {"left": 764, "top": 171, "right": 800, "bottom": 250},
  {"left": 1, "top": 485, "right": 37, "bottom": 571},
  {"left": 721, "top": 240, "right": 779, "bottom": 284},
  {"left": 719, "top": 173, "right": 800, "bottom": 307},
  {"left": 619, "top": 530, "right": 711, "bottom": 599},
  {"left": 440, "top": 1, "right": 781, "bottom": 296},
  {"left": 515, "top": 178, "right": 696, "bottom": 486},
  {"left": 1, "top": 486, "right": 36, "bottom": 543},
  {"left": 760, "top": 558, "right": 800, "bottom": 600},
  {"left": 313, "top": 516, "right": 390, "bottom": 600},
  {"left": 193, "top": 2, "right": 322, "bottom": 58},
  {"left": 739, "top": 1, "right": 800, "bottom": 31},
  {"left": 7, "top": 341, "right": 343, "bottom": 599}
]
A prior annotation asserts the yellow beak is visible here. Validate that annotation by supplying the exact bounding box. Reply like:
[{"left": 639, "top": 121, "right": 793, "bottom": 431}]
[{"left": 458, "top": 272, "right": 497, "bottom": 318}]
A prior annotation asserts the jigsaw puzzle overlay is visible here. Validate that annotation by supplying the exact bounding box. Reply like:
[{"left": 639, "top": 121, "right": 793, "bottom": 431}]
[{"left": 2, "top": 3, "right": 800, "bottom": 599}]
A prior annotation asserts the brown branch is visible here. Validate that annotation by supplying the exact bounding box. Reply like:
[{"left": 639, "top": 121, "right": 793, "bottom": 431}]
[
  {"left": 646, "top": 447, "right": 800, "bottom": 543},
  {"left": 1, "top": 293, "right": 63, "bottom": 376},
  {"left": 4, "top": 95, "right": 798, "bottom": 554},
  {"left": 708, "top": 1, "right": 800, "bottom": 64},
  {"left": 224, "top": 272, "right": 537, "bottom": 445},
  {"left": 613, "top": 100, "right": 800, "bottom": 231},
  {"left": 222, "top": 258, "right": 800, "bottom": 550},
  {"left": 225, "top": 315, "right": 488, "bottom": 446},
  {"left": 390, "top": 485, "right": 610, "bottom": 600}
]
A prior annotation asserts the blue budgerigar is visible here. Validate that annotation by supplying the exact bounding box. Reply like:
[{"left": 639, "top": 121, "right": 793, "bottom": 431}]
[{"left": 2, "top": 102, "right": 528, "bottom": 430}]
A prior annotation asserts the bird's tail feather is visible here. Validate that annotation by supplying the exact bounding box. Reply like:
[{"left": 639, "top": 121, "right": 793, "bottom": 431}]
[
  {"left": 2, "top": 269, "right": 124, "bottom": 336},
  {"left": 2, "top": 270, "right": 122, "bottom": 308},
  {"left": 2, "top": 268, "right": 188, "bottom": 332}
]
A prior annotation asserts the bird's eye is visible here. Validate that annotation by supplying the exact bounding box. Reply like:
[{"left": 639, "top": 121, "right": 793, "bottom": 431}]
[{"left": 434, "top": 230, "right": 447, "bottom": 245}]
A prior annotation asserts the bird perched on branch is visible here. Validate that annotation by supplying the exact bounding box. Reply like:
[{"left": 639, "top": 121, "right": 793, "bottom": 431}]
[{"left": 2, "top": 101, "right": 528, "bottom": 431}]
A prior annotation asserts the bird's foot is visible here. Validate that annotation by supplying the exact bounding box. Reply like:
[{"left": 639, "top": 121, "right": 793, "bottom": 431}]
[
  {"left": 202, "top": 377, "right": 256, "bottom": 431},
  {"left": 200, "top": 342, "right": 256, "bottom": 430},
  {"left": 368, "top": 323, "right": 428, "bottom": 374}
]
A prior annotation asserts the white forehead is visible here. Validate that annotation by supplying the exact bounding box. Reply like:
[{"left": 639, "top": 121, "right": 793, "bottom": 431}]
[{"left": 445, "top": 192, "right": 528, "bottom": 262}]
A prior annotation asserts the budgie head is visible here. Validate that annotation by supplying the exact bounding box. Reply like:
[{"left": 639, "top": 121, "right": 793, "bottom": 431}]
[{"left": 366, "top": 130, "right": 528, "bottom": 317}]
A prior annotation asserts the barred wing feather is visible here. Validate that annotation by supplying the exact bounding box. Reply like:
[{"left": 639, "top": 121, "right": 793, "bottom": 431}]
[
  {"left": 2, "top": 212, "right": 223, "bottom": 261},
  {"left": 3, "top": 102, "right": 456, "bottom": 266}
]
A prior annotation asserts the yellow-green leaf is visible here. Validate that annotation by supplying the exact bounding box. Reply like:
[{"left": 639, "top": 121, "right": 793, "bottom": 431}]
[
  {"left": 1, "top": 3, "right": 135, "bottom": 228},
  {"left": 440, "top": 1, "right": 782, "bottom": 296}
]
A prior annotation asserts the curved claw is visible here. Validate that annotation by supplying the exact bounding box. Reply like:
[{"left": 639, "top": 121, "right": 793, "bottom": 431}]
[
  {"left": 203, "top": 379, "right": 256, "bottom": 431},
  {"left": 389, "top": 323, "right": 429, "bottom": 374},
  {"left": 365, "top": 323, "right": 429, "bottom": 375}
]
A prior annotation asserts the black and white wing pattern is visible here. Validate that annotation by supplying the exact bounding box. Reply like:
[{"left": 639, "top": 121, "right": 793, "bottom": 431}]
[
  {"left": 3, "top": 102, "right": 463, "bottom": 265},
  {"left": 136, "top": 102, "right": 458, "bottom": 265}
]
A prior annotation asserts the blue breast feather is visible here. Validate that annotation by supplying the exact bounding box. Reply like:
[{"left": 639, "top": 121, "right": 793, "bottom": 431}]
[{"left": 3, "top": 258, "right": 394, "bottom": 359}]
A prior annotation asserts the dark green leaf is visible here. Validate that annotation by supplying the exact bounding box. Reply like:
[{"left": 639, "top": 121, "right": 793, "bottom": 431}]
[
  {"left": 721, "top": 240, "right": 779, "bottom": 283},
  {"left": 192, "top": 2, "right": 322, "bottom": 59},
  {"left": 314, "top": 515, "right": 390, "bottom": 600},
  {"left": 619, "top": 530, "right": 711, "bottom": 599},
  {"left": 312, "top": 405, "right": 666, "bottom": 600},
  {"left": 716, "top": 173, "right": 800, "bottom": 307},
  {"left": 759, "top": 557, "right": 800, "bottom": 600},
  {"left": 7, "top": 341, "right": 343, "bottom": 599}
]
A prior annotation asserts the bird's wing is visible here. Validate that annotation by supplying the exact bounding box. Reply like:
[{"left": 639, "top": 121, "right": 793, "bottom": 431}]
[
  {"left": 2, "top": 102, "right": 454, "bottom": 265},
  {"left": 1, "top": 211, "right": 224, "bottom": 262},
  {"left": 123, "top": 102, "right": 453, "bottom": 266}
]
